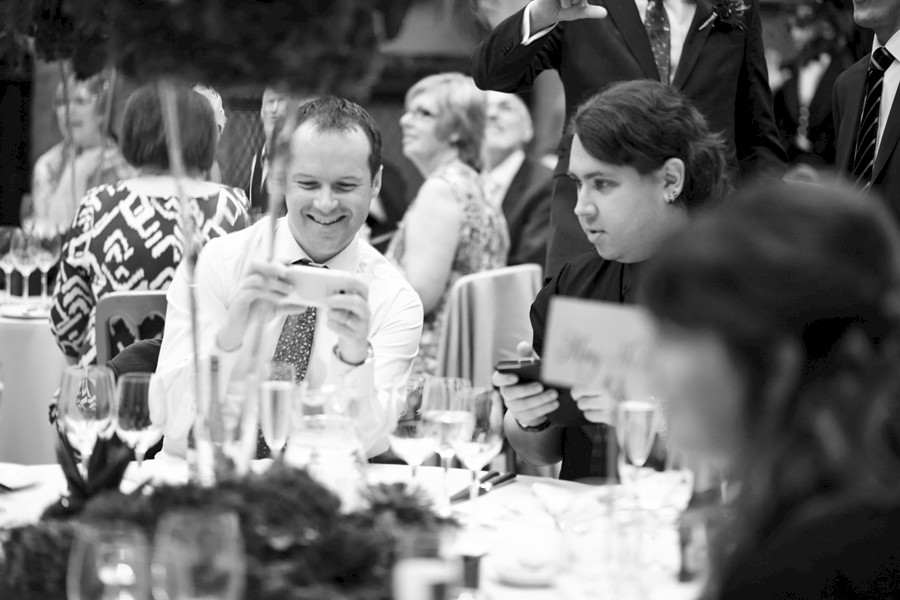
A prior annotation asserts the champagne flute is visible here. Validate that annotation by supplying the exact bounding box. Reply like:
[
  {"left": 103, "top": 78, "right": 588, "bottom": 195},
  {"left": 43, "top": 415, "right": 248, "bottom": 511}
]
[
  {"left": 387, "top": 377, "right": 434, "bottom": 482},
  {"left": 615, "top": 396, "right": 660, "bottom": 496},
  {"left": 0, "top": 227, "right": 15, "bottom": 303},
  {"left": 33, "top": 224, "right": 62, "bottom": 304},
  {"left": 10, "top": 229, "right": 37, "bottom": 301},
  {"left": 57, "top": 365, "right": 116, "bottom": 474},
  {"left": 115, "top": 373, "right": 162, "bottom": 471},
  {"left": 421, "top": 376, "right": 474, "bottom": 517},
  {"left": 67, "top": 522, "right": 151, "bottom": 600},
  {"left": 257, "top": 361, "right": 296, "bottom": 458},
  {"left": 19, "top": 193, "right": 36, "bottom": 233},
  {"left": 152, "top": 509, "right": 246, "bottom": 600},
  {"left": 451, "top": 388, "right": 504, "bottom": 502}
]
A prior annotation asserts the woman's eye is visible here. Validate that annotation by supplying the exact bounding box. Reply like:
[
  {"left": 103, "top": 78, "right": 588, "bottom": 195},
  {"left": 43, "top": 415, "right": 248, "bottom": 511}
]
[
  {"left": 570, "top": 177, "right": 582, "bottom": 190},
  {"left": 593, "top": 179, "right": 610, "bottom": 191}
]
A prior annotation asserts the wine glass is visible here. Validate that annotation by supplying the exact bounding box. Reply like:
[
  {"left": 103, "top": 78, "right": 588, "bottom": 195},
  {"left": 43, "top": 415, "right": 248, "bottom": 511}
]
[
  {"left": 115, "top": 373, "right": 162, "bottom": 472},
  {"left": 451, "top": 388, "right": 504, "bottom": 502},
  {"left": 387, "top": 377, "right": 434, "bottom": 482},
  {"left": 33, "top": 224, "right": 63, "bottom": 304},
  {"left": 10, "top": 228, "right": 37, "bottom": 301},
  {"left": 421, "top": 376, "right": 474, "bottom": 517},
  {"left": 616, "top": 396, "right": 661, "bottom": 493},
  {"left": 257, "top": 361, "right": 296, "bottom": 458},
  {"left": 152, "top": 509, "right": 246, "bottom": 600},
  {"left": 19, "top": 194, "right": 36, "bottom": 233},
  {"left": 67, "top": 522, "right": 151, "bottom": 600},
  {"left": 57, "top": 365, "right": 116, "bottom": 473},
  {"left": 0, "top": 227, "right": 17, "bottom": 303}
]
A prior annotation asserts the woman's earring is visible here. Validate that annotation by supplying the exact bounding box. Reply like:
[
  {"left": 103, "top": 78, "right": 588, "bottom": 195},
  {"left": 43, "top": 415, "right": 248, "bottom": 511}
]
[{"left": 665, "top": 191, "right": 679, "bottom": 204}]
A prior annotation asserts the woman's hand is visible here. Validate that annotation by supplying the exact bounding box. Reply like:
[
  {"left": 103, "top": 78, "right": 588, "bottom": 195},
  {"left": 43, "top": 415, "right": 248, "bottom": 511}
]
[
  {"left": 571, "top": 386, "right": 617, "bottom": 424},
  {"left": 492, "top": 342, "right": 557, "bottom": 427}
]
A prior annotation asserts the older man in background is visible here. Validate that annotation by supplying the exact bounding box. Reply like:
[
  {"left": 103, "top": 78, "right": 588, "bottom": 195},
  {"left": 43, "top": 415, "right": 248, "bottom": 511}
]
[{"left": 482, "top": 91, "right": 553, "bottom": 269}]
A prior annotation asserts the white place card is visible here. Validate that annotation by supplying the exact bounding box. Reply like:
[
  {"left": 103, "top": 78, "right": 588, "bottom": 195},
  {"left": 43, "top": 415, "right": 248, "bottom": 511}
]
[{"left": 541, "top": 297, "right": 653, "bottom": 389}]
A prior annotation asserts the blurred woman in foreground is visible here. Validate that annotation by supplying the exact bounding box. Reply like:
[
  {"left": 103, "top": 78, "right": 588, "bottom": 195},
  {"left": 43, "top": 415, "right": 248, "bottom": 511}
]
[{"left": 643, "top": 182, "right": 900, "bottom": 599}]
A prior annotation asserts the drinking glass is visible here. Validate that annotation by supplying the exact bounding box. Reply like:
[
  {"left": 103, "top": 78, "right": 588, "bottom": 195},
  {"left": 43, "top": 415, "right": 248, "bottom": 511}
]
[
  {"left": 19, "top": 193, "right": 36, "bottom": 233},
  {"left": 57, "top": 365, "right": 116, "bottom": 473},
  {"left": 67, "top": 522, "right": 151, "bottom": 600},
  {"left": 257, "top": 361, "right": 296, "bottom": 458},
  {"left": 0, "top": 227, "right": 17, "bottom": 303},
  {"left": 421, "top": 376, "right": 474, "bottom": 517},
  {"left": 387, "top": 377, "right": 434, "bottom": 482},
  {"left": 33, "top": 225, "right": 62, "bottom": 303},
  {"left": 451, "top": 388, "right": 504, "bottom": 502},
  {"left": 152, "top": 509, "right": 246, "bottom": 600},
  {"left": 10, "top": 228, "right": 37, "bottom": 301},
  {"left": 615, "top": 396, "right": 661, "bottom": 494},
  {"left": 115, "top": 373, "right": 162, "bottom": 470}
]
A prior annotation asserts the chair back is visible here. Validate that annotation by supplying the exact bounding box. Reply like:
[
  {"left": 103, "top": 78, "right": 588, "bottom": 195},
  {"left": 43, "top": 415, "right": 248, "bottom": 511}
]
[
  {"left": 95, "top": 291, "right": 168, "bottom": 364},
  {"left": 436, "top": 264, "right": 543, "bottom": 388}
]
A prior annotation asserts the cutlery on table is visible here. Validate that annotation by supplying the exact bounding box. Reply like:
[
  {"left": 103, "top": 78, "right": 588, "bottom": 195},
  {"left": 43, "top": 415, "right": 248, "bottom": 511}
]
[{"left": 451, "top": 472, "right": 516, "bottom": 502}]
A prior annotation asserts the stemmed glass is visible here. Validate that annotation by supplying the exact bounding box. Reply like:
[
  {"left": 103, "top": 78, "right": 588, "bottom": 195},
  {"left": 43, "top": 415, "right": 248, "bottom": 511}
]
[
  {"left": 0, "top": 227, "right": 17, "bottom": 304},
  {"left": 451, "top": 388, "right": 504, "bottom": 502},
  {"left": 57, "top": 365, "right": 116, "bottom": 474},
  {"left": 152, "top": 509, "right": 246, "bottom": 600},
  {"left": 387, "top": 377, "right": 434, "bottom": 483},
  {"left": 615, "top": 396, "right": 661, "bottom": 499},
  {"left": 257, "top": 361, "right": 296, "bottom": 458},
  {"left": 33, "top": 224, "right": 63, "bottom": 304},
  {"left": 67, "top": 522, "right": 151, "bottom": 600},
  {"left": 421, "top": 376, "right": 474, "bottom": 517},
  {"left": 115, "top": 373, "right": 162, "bottom": 472},
  {"left": 10, "top": 229, "right": 37, "bottom": 301}
]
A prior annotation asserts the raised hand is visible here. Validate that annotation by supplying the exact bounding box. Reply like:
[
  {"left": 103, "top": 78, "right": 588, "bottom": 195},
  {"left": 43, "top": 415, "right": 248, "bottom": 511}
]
[{"left": 529, "top": 0, "right": 608, "bottom": 31}]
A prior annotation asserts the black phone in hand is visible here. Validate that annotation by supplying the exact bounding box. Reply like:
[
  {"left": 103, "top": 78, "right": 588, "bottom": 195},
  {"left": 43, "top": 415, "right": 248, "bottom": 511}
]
[{"left": 494, "top": 359, "right": 587, "bottom": 426}]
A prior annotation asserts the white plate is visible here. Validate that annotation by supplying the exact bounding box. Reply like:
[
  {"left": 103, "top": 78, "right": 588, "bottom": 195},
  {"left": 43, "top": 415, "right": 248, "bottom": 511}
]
[
  {"left": 0, "top": 462, "right": 43, "bottom": 490},
  {"left": 0, "top": 303, "right": 50, "bottom": 320}
]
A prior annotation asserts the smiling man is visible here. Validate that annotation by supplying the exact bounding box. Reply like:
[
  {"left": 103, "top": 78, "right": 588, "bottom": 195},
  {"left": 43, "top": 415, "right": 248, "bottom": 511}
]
[{"left": 151, "top": 97, "right": 424, "bottom": 459}]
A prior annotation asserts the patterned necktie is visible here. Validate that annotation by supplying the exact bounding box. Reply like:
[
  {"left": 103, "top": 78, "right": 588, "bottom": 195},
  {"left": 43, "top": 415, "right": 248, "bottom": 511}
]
[
  {"left": 851, "top": 47, "right": 896, "bottom": 189},
  {"left": 645, "top": 0, "right": 671, "bottom": 85},
  {"left": 256, "top": 258, "right": 321, "bottom": 457}
]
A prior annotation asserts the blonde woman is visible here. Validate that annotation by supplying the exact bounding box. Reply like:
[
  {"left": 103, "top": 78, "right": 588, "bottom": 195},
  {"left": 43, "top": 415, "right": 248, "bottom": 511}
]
[{"left": 386, "top": 73, "right": 509, "bottom": 375}]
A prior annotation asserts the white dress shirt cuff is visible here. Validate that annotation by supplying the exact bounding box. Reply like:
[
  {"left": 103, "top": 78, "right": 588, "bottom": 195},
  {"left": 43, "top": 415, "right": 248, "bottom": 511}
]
[{"left": 522, "top": 1, "right": 558, "bottom": 45}]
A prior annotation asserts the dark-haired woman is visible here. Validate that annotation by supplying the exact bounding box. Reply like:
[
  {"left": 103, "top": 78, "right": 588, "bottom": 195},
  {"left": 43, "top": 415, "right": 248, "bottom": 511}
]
[
  {"left": 493, "top": 79, "right": 728, "bottom": 481},
  {"left": 50, "top": 83, "right": 250, "bottom": 366},
  {"left": 642, "top": 181, "right": 900, "bottom": 599}
]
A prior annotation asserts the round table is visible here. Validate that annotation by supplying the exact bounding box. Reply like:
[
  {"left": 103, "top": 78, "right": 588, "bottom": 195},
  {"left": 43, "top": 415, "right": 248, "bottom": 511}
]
[
  {"left": 0, "top": 315, "right": 67, "bottom": 464},
  {"left": 0, "top": 461, "right": 701, "bottom": 599}
]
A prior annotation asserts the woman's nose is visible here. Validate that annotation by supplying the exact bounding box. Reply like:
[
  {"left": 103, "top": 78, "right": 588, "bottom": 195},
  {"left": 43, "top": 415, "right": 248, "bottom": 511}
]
[{"left": 573, "top": 190, "right": 597, "bottom": 217}]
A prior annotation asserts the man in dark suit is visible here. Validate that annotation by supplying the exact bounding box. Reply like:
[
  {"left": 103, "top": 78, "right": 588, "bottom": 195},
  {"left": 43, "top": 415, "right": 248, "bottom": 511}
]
[
  {"left": 472, "top": 0, "right": 786, "bottom": 276},
  {"left": 483, "top": 90, "right": 553, "bottom": 268},
  {"left": 833, "top": 0, "right": 900, "bottom": 210}
]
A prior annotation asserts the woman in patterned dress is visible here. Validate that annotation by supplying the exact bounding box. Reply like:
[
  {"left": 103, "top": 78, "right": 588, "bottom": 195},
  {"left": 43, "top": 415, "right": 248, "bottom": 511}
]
[
  {"left": 386, "top": 73, "right": 509, "bottom": 376},
  {"left": 32, "top": 70, "right": 137, "bottom": 231},
  {"left": 50, "top": 83, "right": 250, "bottom": 366}
]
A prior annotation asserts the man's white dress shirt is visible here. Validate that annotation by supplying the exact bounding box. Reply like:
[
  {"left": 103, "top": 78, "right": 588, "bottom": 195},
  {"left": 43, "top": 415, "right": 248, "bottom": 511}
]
[
  {"left": 150, "top": 218, "right": 424, "bottom": 458},
  {"left": 522, "top": 0, "right": 697, "bottom": 80},
  {"left": 875, "top": 30, "right": 900, "bottom": 157},
  {"left": 484, "top": 149, "right": 526, "bottom": 209}
]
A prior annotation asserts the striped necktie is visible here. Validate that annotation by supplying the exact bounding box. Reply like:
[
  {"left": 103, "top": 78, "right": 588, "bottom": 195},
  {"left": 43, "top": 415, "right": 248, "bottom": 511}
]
[
  {"left": 851, "top": 47, "right": 896, "bottom": 189},
  {"left": 645, "top": 0, "right": 671, "bottom": 85}
]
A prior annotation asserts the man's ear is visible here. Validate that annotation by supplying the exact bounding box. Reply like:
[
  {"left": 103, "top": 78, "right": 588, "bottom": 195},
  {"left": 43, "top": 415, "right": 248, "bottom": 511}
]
[{"left": 372, "top": 164, "right": 384, "bottom": 199}]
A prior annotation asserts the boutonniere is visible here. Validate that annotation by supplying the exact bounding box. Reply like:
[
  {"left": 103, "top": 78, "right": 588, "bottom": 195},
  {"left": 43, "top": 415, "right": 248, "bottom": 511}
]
[{"left": 699, "top": 0, "right": 748, "bottom": 31}]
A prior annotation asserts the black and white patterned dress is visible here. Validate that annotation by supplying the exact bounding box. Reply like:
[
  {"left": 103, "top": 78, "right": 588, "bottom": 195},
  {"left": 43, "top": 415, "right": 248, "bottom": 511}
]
[{"left": 50, "top": 180, "right": 250, "bottom": 365}]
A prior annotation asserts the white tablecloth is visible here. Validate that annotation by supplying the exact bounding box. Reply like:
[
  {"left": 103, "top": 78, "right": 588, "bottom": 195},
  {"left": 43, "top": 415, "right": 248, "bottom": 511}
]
[
  {"left": 0, "top": 461, "right": 701, "bottom": 599},
  {"left": 0, "top": 315, "right": 66, "bottom": 464}
]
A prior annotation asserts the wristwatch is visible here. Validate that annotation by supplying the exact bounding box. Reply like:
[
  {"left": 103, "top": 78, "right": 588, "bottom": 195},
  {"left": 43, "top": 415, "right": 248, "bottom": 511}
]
[
  {"left": 515, "top": 417, "right": 552, "bottom": 432},
  {"left": 333, "top": 341, "right": 373, "bottom": 367}
]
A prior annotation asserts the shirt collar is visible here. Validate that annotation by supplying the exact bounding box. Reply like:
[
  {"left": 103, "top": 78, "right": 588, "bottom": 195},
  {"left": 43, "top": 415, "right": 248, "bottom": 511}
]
[
  {"left": 486, "top": 149, "right": 526, "bottom": 193},
  {"left": 875, "top": 28, "right": 900, "bottom": 58},
  {"left": 271, "top": 218, "right": 361, "bottom": 272}
]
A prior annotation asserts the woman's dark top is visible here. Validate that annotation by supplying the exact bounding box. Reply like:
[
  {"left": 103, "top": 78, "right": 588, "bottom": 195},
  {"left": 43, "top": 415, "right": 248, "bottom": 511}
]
[
  {"left": 716, "top": 497, "right": 900, "bottom": 599},
  {"left": 530, "top": 250, "right": 641, "bottom": 481}
]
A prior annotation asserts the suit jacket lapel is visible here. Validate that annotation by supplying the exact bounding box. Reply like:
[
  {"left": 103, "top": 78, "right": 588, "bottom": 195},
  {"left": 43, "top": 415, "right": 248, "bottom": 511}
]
[
  {"left": 835, "top": 59, "right": 869, "bottom": 172},
  {"left": 672, "top": 0, "right": 714, "bottom": 89},
  {"left": 875, "top": 85, "right": 900, "bottom": 180},
  {"left": 603, "top": 0, "right": 660, "bottom": 81}
]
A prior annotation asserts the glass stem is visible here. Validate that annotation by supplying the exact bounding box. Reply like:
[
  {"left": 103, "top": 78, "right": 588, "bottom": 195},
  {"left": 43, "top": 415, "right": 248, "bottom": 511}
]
[
  {"left": 20, "top": 272, "right": 29, "bottom": 301},
  {"left": 439, "top": 453, "right": 451, "bottom": 517},
  {"left": 3, "top": 271, "right": 10, "bottom": 303},
  {"left": 410, "top": 462, "right": 418, "bottom": 482},
  {"left": 469, "top": 469, "right": 479, "bottom": 502},
  {"left": 40, "top": 269, "right": 48, "bottom": 301}
]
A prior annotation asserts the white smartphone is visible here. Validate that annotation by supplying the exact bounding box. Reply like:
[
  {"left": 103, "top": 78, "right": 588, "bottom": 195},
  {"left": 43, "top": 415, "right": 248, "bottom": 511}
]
[{"left": 280, "top": 265, "right": 368, "bottom": 310}]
